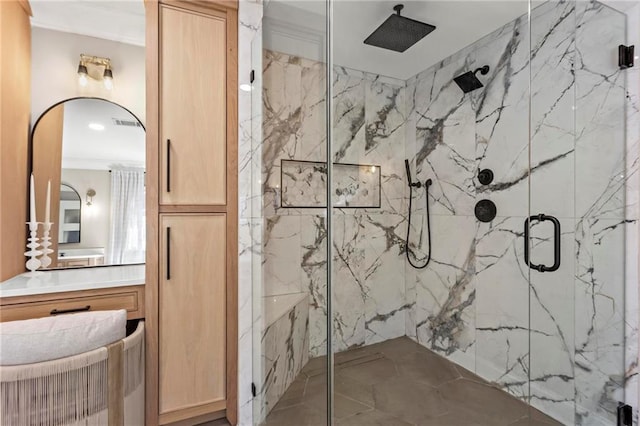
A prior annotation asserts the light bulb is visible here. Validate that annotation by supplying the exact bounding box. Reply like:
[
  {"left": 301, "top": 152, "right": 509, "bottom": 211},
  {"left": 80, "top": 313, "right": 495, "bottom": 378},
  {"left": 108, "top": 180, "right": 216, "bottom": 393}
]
[
  {"left": 103, "top": 67, "right": 113, "bottom": 90},
  {"left": 77, "top": 62, "right": 88, "bottom": 87}
]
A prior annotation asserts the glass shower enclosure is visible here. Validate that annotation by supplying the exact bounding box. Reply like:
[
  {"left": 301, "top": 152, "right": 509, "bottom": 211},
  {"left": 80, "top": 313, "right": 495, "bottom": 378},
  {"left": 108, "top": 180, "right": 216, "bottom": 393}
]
[{"left": 249, "top": 0, "right": 639, "bottom": 424}]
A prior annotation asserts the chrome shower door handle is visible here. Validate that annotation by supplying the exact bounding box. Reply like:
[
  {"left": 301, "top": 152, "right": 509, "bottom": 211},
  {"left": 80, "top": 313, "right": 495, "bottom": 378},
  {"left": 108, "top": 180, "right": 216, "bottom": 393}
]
[{"left": 523, "top": 214, "right": 561, "bottom": 273}]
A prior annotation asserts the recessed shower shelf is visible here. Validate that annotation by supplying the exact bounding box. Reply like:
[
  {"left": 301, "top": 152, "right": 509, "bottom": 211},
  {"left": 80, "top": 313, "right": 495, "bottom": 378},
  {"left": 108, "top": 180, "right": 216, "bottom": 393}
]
[{"left": 280, "top": 159, "right": 381, "bottom": 209}]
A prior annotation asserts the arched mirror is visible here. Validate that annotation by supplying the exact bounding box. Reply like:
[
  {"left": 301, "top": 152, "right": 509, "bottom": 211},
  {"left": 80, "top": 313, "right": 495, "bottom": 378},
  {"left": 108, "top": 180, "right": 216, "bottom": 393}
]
[{"left": 31, "top": 97, "right": 145, "bottom": 269}]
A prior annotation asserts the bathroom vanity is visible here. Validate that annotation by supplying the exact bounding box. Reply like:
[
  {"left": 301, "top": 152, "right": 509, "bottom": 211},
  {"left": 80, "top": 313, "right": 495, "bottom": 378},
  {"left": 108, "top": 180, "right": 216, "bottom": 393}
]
[
  {"left": 0, "top": 0, "right": 238, "bottom": 424},
  {"left": 0, "top": 264, "right": 144, "bottom": 322}
]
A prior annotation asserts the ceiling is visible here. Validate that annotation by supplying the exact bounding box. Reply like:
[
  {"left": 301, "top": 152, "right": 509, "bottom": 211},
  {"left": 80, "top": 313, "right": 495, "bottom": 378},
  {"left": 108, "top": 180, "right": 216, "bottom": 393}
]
[
  {"left": 59, "top": 99, "right": 145, "bottom": 170},
  {"left": 30, "top": 0, "right": 145, "bottom": 46},
  {"left": 265, "top": 0, "right": 529, "bottom": 80}
]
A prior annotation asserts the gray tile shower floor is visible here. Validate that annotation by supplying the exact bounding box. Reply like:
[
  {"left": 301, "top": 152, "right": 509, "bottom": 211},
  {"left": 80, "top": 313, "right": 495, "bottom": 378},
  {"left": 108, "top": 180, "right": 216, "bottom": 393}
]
[{"left": 264, "top": 337, "right": 561, "bottom": 426}]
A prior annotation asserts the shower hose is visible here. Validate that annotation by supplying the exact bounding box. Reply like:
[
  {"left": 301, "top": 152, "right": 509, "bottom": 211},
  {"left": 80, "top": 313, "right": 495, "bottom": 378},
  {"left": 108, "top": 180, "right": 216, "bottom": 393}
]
[{"left": 406, "top": 179, "right": 432, "bottom": 269}]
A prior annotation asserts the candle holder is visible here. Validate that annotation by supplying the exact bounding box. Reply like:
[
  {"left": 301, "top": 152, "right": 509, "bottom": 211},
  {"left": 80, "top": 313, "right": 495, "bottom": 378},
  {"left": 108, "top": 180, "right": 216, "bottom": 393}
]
[
  {"left": 40, "top": 222, "right": 54, "bottom": 268},
  {"left": 24, "top": 221, "right": 42, "bottom": 273}
]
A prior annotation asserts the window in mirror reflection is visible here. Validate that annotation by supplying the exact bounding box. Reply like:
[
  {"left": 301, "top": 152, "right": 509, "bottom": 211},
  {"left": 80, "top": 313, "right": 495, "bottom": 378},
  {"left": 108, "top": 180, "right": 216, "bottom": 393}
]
[
  {"left": 32, "top": 98, "right": 145, "bottom": 269},
  {"left": 59, "top": 183, "right": 81, "bottom": 244}
]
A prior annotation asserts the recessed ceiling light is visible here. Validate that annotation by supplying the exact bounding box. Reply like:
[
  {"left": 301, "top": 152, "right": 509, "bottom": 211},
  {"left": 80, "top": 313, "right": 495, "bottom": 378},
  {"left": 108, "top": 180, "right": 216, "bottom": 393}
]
[
  {"left": 89, "top": 123, "right": 105, "bottom": 131},
  {"left": 239, "top": 83, "right": 252, "bottom": 92}
]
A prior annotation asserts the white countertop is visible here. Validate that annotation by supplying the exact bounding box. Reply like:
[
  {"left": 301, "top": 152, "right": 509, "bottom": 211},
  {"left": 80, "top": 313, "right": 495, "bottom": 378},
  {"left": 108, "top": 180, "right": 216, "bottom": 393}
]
[{"left": 0, "top": 264, "right": 145, "bottom": 298}]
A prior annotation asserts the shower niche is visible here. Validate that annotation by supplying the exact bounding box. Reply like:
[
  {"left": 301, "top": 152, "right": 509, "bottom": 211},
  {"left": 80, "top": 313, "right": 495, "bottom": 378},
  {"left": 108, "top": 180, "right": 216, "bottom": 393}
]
[{"left": 280, "top": 160, "right": 381, "bottom": 208}]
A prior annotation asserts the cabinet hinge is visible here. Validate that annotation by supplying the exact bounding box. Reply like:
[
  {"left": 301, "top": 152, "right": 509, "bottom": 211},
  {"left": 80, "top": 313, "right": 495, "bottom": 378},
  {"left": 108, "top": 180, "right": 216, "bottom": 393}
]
[
  {"left": 250, "top": 69, "right": 255, "bottom": 83},
  {"left": 619, "top": 45, "right": 635, "bottom": 69},
  {"left": 251, "top": 382, "right": 257, "bottom": 398},
  {"left": 617, "top": 402, "right": 633, "bottom": 426}
]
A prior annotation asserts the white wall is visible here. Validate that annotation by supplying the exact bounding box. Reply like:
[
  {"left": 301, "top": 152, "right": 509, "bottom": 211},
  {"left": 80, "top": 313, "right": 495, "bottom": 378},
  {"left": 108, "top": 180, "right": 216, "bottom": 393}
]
[
  {"left": 31, "top": 27, "right": 145, "bottom": 126},
  {"left": 60, "top": 169, "right": 111, "bottom": 253}
]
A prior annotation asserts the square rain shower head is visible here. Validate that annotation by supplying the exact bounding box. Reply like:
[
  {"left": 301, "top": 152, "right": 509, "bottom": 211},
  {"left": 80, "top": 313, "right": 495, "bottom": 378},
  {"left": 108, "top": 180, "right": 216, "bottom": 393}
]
[
  {"left": 453, "top": 71, "right": 484, "bottom": 93},
  {"left": 364, "top": 5, "right": 436, "bottom": 53}
]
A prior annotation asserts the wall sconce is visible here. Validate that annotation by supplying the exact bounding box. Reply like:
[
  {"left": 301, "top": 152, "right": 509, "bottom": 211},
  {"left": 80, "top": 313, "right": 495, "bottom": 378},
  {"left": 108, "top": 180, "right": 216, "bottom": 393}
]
[
  {"left": 86, "top": 188, "right": 96, "bottom": 206},
  {"left": 77, "top": 54, "right": 114, "bottom": 90}
]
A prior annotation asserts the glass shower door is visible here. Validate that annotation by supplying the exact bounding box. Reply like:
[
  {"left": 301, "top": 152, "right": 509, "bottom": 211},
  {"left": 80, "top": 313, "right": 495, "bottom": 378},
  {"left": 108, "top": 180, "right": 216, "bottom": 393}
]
[
  {"left": 527, "top": 2, "right": 634, "bottom": 424},
  {"left": 253, "top": 1, "right": 331, "bottom": 424}
]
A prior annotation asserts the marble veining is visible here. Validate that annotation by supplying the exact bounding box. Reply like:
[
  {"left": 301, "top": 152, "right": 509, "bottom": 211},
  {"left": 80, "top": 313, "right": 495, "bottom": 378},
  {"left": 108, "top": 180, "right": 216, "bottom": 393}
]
[
  {"left": 238, "top": 2, "right": 264, "bottom": 425},
  {"left": 261, "top": 47, "right": 409, "bottom": 360},
  {"left": 249, "top": 1, "right": 640, "bottom": 425},
  {"left": 404, "top": 1, "right": 639, "bottom": 424},
  {"left": 260, "top": 295, "right": 309, "bottom": 420}
]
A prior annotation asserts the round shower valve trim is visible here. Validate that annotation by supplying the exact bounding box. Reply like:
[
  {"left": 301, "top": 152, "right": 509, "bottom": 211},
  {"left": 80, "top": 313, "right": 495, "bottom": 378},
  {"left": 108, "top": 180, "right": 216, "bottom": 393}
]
[{"left": 478, "top": 169, "right": 494, "bottom": 185}]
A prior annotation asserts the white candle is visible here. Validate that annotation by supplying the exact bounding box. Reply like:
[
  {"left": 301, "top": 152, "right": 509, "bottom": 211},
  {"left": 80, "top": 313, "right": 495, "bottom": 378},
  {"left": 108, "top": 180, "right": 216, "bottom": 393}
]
[
  {"left": 45, "top": 180, "right": 51, "bottom": 224},
  {"left": 29, "top": 174, "right": 36, "bottom": 223}
]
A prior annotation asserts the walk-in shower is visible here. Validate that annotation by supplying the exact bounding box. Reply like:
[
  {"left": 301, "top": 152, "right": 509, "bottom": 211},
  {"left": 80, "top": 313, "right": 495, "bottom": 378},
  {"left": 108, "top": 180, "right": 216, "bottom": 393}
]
[{"left": 246, "top": 0, "right": 640, "bottom": 425}]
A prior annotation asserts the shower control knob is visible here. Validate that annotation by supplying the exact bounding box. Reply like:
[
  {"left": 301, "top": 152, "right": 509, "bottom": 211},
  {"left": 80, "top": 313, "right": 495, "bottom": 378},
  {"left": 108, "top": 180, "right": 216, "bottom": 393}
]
[
  {"left": 478, "top": 169, "right": 494, "bottom": 185},
  {"left": 475, "top": 199, "right": 497, "bottom": 223}
]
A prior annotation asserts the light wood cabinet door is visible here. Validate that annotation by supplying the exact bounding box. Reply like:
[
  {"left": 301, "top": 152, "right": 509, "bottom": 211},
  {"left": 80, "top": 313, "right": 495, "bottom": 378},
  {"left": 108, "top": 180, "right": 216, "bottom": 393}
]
[
  {"left": 159, "top": 214, "right": 226, "bottom": 419},
  {"left": 160, "top": 6, "right": 227, "bottom": 206}
]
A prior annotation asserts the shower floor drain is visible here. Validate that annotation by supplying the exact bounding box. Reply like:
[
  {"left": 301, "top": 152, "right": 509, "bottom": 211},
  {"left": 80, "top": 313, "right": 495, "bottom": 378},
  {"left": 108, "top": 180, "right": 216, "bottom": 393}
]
[{"left": 302, "top": 352, "right": 385, "bottom": 378}]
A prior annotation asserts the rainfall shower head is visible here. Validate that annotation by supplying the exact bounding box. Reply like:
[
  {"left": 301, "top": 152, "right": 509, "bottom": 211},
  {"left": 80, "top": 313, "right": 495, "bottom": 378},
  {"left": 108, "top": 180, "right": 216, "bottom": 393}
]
[
  {"left": 364, "top": 4, "right": 436, "bottom": 53},
  {"left": 454, "top": 65, "right": 490, "bottom": 93}
]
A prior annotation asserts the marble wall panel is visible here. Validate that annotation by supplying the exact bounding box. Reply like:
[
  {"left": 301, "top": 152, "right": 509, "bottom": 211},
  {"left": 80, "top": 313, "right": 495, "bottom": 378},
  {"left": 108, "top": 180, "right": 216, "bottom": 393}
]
[
  {"left": 249, "top": 1, "right": 639, "bottom": 425},
  {"left": 260, "top": 298, "right": 309, "bottom": 418},
  {"left": 239, "top": 2, "right": 263, "bottom": 424},
  {"left": 404, "top": 2, "right": 638, "bottom": 424},
  {"left": 300, "top": 213, "right": 328, "bottom": 358},
  {"left": 261, "top": 48, "right": 410, "bottom": 361}
]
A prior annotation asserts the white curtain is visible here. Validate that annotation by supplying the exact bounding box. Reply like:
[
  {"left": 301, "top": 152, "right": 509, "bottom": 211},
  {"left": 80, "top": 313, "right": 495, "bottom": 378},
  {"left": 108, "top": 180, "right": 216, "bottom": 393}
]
[{"left": 107, "top": 168, "right": 145, "bottom": 264}]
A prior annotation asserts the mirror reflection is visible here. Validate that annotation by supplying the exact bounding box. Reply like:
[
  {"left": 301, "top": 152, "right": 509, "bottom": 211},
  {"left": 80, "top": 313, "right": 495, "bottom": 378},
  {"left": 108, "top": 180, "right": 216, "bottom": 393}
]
[
  {"left": 31, "top": 98, "right": 145, "bottom": 269},
  {"left": 58, "top": 183, "right": 81, "bottom": 244}
]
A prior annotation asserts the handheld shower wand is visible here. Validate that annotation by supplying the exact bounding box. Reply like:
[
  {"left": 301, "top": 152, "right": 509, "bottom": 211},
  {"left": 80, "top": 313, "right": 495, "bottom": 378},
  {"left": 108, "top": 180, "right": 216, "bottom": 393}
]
[{"left": 404, "top": 159, "right": 432, "bottom": 269}]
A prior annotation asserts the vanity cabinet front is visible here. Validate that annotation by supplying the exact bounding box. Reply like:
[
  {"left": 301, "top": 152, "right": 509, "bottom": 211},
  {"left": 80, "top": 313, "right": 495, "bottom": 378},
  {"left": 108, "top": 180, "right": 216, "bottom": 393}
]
[
  {"left": 158, "top": 214, "right": 226, "bottom": 423},
  {"left": 0, "top": 285, "right": 144, "bottom": 322},
  {"left": 160, "top": 5, "right": 227, "bottom": 206}
]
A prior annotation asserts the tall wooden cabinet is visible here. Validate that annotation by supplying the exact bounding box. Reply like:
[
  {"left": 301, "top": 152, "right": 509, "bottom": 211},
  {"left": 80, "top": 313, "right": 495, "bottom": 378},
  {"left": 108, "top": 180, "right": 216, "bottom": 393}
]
[{"left": 145, "top": 1, "right": 238, "bottom": 424}]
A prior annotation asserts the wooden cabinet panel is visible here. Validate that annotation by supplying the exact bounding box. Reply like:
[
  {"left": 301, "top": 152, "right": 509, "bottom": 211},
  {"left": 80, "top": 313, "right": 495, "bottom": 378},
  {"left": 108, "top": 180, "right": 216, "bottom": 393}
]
[
  {"left": 160, "top": 6, "right": 226, "bottom": 206},
  {"left": 159, "top": 214, "right": 226, "bottom": 418},
  {"left": 0, "top": 0, "right": 31, "bottom": 281}
]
